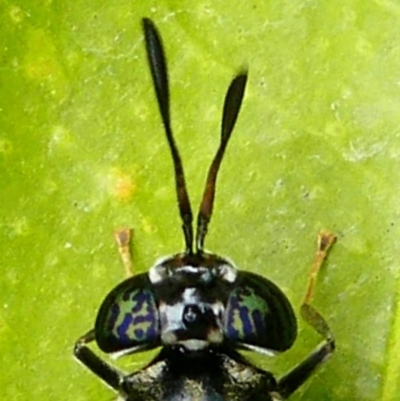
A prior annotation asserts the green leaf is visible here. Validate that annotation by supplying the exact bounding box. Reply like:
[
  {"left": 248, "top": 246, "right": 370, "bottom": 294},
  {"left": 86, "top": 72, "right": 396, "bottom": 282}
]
[{"left": 1, "top": 1, "right": 398, "bottom": 400}]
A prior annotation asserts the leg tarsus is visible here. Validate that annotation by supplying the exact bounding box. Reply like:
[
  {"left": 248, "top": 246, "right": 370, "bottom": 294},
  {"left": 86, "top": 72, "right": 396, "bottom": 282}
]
[
  {"left": 302, "top": 231, "right": 336, "bottom": 305},
  {"left": 301, "top": 230, "right": 336, "bottom": 339},
  {"left": 114, "top": 228, "right": 134, "bottom": 277}
]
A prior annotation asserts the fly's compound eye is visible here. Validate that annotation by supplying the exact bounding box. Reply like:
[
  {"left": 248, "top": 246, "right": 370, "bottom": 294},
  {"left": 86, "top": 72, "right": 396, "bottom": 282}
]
[
  {"left": 95, "top": 273, "right": 160, "bottom": 353},
  {"left": 224, "top": 271, "right": 297, "bottom": 352}
]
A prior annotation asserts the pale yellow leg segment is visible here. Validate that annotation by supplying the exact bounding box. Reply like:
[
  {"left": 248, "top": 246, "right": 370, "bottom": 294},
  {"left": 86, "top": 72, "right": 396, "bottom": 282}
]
[
  {"left": 114, "top": 228, "right": 134, "bottom": 277},
  {"left": 301, "top": 231, "right": 336, "bottom": 339},
  {"left": 302, "top": 231, "right": 336, "bottom": 305}
]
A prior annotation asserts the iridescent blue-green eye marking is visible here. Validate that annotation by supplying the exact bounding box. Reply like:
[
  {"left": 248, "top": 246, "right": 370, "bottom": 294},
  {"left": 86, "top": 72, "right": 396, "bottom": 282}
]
[
  {"left": 95, "top": 273, "right": 160, "bottom": 352},
  {"left": 225, "top": 284, "right": 268, "bottom": 339},
  {"left": 224, "top": 272, "right": 297, "bottom": 352}
]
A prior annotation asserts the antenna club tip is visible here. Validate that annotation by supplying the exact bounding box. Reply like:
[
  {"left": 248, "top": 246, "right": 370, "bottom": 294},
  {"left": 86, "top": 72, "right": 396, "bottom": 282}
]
[
  {"left": 142, "top": 17, "right": 152, "bottom": 25},
  {"left": 142, "top": 18, "right": 158, "bottom": 35},
  {"left": 231, "top": 71, "right": 248, "bottom": 95},
  {"left": 237, "top": 67, "right": 249, "bottom": 80}
]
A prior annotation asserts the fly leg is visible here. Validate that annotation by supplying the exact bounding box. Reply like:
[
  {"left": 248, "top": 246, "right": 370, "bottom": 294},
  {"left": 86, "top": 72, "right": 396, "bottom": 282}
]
[
  {"left": 73, "top": 229, "right": 134, "bottom": 395},
  {"left": 114, "top": 228, "right": 134, "bottom": 277},
  {"left": 276, "top": 231, "right": 337, "bottom": 399},
  {"left": 74, "top": 329, "right": 125, "bottom": 392}
]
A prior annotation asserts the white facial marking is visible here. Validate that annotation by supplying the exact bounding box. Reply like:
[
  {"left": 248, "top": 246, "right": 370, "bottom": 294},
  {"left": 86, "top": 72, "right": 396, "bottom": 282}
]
[
  {"left": 211, "top": 301, "right": 224, "bottom": 327},
  {"left": 159, "top": 287, "right": 225, "bottom": 347},
  {"left": 159, "top": 301, "right": 185, "bottom": 343},
  {"left": 175, "top": 266, "right": 200, "bottom": 274},
  {"left": 179, "top": 339, "right": 209, "bottom": 351},
  {"left": 148, "top": 264, "right": 168, "bottom": 284},
  {"left": 182, "top": 287, "right": 197, "bottom": 302},
  {"left": 219, "top": 264, "right": 237, "bottom": 283}
]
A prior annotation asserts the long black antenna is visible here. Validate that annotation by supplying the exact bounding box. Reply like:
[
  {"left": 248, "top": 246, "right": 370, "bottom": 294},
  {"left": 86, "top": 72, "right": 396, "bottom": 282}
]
[
  {"left": 196, "top": 73, "right": 248, "bottom": 252},
  {"left": 142, "top": 18, "right": 194, "bottom": 254}
]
